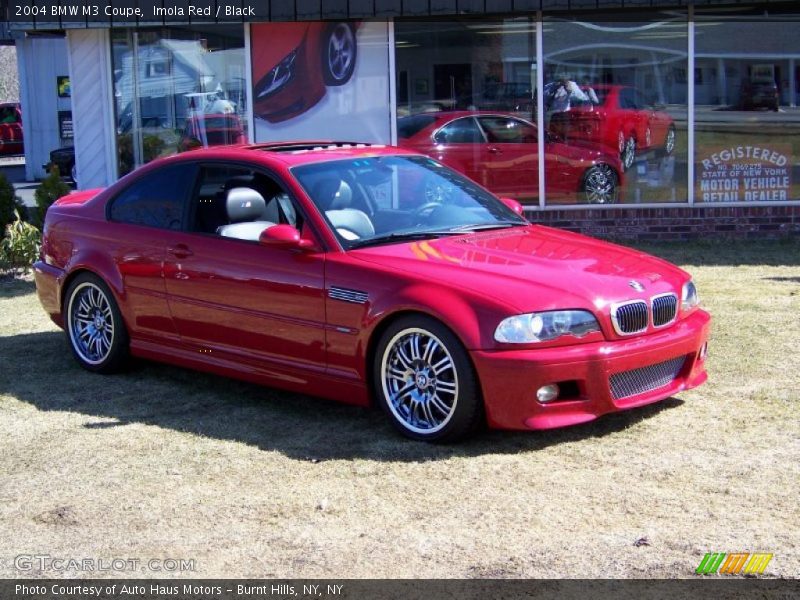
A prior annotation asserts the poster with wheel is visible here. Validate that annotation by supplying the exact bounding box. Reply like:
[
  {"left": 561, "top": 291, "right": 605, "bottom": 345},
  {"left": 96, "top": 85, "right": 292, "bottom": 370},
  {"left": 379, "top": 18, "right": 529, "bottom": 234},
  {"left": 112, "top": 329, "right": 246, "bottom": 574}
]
[{"left": 251, "top": 21, "right": 391, "bottom": 144}]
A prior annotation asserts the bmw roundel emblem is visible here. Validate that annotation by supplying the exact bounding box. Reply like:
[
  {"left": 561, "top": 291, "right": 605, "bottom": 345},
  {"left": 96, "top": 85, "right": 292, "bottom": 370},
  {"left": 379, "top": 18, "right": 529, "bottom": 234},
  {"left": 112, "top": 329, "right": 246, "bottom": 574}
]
[{"left": 629, "top": 280, "right": 645, "bottom": 292}]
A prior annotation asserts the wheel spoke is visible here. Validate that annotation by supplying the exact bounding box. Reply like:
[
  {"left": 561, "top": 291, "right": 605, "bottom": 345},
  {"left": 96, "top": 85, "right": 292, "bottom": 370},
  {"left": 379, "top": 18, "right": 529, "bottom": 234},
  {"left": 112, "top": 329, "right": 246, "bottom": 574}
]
[
  {"left": 420, "top": 401, "right": 435, "bottom": 427},
  {"left": 409, "top": 334, "right": 422, "bottom": 361},
  {"left": 430, "top": 393, "right": 451, "bottom": 415},
  {"left": 436, "top": 379, "right": 457, "bottom": 395},
  {"left": 387, "top": 365, "right": 408, "bottom": 381},
  {"left": 431, "top": 356, "right": 452, "bottom": 375},
  {"left": 422, "top": 338, "right": 439, "bottom": 364}
]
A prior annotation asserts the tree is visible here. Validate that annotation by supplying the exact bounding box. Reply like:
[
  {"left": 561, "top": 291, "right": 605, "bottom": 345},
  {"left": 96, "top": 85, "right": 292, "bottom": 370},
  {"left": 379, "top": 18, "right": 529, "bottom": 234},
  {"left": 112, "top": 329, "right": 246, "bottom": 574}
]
[{"left": 32, "top": 166, "right": 71, "bottom": 228}]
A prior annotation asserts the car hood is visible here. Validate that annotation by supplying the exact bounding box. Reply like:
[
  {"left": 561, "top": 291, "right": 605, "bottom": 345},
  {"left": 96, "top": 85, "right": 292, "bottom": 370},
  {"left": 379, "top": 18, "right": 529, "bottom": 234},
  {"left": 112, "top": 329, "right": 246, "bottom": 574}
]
[{"left": 351, "top": 225, "right": 688, "bottom": 314}]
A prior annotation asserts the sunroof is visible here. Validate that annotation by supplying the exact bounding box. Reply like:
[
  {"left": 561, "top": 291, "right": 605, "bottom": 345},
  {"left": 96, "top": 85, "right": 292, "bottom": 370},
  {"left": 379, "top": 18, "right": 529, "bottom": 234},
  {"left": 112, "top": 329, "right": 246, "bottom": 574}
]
[{"left": 253, "top": 141, "right": 376, "bottom": 153}]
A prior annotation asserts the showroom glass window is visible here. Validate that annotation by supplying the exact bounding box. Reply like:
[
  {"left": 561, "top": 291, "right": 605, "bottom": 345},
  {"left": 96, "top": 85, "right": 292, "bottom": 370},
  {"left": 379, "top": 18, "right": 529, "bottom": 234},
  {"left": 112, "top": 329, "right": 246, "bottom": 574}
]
[
  {"left": 394, "top": 19, "right": 539, "bottom": 204},
  {"left": 111, "top": 26, "right": 247, "bottom": 177},
  {"left": 542, "top": 13, "right": 688, "bottom": 205},
  {"left": 694, "top": 9, "right": 800, "bottom": 204}
]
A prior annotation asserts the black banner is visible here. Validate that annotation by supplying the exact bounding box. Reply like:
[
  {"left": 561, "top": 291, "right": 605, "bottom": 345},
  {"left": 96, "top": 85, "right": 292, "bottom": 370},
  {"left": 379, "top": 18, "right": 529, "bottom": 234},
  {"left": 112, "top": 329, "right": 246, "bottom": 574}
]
[{"left": 3, "top": 580, "right": 800, "bottom": 600}]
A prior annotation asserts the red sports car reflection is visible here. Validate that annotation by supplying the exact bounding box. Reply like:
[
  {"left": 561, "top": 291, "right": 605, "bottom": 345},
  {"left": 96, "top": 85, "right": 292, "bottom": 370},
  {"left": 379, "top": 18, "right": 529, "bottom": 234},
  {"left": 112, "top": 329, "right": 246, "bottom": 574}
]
[
  {"left": 0, "top": 102, "right": 23, "bottom": 155},
  {"left": 548, "top": 85, "right": 676, "bottom": 171},
  {"left": 178, "top": 114, "right": 246, "bottom": 152},
  {"left": 398, "top": 111, "right": 624, "bottom": 204},
  {"left": 252, "top": 22, "right": 359, "bottom": 123}
]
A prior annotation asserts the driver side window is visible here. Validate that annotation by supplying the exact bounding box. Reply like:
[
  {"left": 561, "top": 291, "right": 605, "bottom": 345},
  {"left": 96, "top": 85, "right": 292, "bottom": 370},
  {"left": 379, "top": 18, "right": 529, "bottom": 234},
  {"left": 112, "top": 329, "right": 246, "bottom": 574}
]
[
  {"left": 189, "top": 165, "right": 303, "bottom": 242},
  {"left": 108, "top": 164, "right": 194, "bottom": 230}
]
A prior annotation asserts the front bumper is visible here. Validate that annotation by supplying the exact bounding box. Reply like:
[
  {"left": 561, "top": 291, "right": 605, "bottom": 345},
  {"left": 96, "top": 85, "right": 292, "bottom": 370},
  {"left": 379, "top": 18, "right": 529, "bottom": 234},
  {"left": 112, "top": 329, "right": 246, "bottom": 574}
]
[{"left": 471, "top": 309, "right": 710, "bottom": 430}]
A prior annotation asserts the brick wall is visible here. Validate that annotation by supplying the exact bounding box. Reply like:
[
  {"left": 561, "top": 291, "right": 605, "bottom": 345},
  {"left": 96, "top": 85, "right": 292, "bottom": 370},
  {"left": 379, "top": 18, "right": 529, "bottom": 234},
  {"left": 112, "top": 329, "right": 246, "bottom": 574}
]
[{"left": 525, "top": 205, "right": 800, "bottom": 241}]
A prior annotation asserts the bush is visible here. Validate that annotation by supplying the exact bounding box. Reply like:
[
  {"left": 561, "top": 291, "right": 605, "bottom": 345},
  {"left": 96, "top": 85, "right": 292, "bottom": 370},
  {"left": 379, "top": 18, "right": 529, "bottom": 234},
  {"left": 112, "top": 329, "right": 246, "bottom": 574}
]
[
  {"left": 0, "top": 209, "right": 40, "bottom": 273},
  {"left": 0, "top": 171, "right": 23, "bottom": 233},
  {"left": 32, "top": 166, "right": 71, "bottom": 228}
]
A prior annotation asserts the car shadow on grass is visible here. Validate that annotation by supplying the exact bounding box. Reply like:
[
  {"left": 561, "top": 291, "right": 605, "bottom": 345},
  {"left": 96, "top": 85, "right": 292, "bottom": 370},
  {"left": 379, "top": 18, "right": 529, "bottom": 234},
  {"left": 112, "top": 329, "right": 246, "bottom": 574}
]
[{"left": 0, "top": 330, "right": 684, "bottom": 462}]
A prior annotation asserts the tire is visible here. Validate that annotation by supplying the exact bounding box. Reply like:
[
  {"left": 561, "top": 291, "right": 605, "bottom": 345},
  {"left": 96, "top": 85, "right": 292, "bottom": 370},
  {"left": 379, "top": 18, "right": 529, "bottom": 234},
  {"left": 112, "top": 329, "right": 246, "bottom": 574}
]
[
  {"left": 621, "top": 136, "right": 636, "bottom": 171},
  {"left": 321, "top": 23, "right": 357, "bottom": 86},
  {"left": 64, "top": 273, "right": 129, "bottom": 373},
  {"left": 583, "top": 164, "right": 618, "bottom": 204},
  {"left": 70, "top": 163, "right": 78, "bottom": 186},
  {"left": 661, "top": 125, "right": 676, "bottom": 156},
  {"left": 373, "top": 315, "right": 482, "bottom": 442}
]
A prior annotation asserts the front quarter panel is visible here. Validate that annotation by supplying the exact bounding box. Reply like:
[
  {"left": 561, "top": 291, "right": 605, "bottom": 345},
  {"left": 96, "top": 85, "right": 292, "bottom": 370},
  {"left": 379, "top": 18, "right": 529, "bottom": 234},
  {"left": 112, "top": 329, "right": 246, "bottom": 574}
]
[{"left": 323, "top": 253, "right": 515, "bottom": 384}]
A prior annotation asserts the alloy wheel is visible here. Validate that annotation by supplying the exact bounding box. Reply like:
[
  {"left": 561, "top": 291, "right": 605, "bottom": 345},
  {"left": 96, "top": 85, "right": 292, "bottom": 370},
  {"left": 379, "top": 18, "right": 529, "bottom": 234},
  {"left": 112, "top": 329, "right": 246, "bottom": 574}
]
[
  {"left": 327, "top": 24, "right": 356, "bottom": 82},
  {"left": 380, "top": 328, "right": 459, "bottom": 435},
  {"left": 584, "top": 164, "right": 617, "bottom": 204},
  {"left": 68, "top": 282, "right": 115, "bottom": 365}
]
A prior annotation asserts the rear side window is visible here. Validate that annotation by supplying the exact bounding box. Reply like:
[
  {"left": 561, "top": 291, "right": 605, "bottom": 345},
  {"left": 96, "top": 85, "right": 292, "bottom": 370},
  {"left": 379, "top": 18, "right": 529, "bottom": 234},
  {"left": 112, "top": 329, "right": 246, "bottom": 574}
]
[
  {"left": 108, "top": 164, "right": 195, "bottom": 230},
  {"left": 434, "top": 118, "right": 485, "bottom": 144},
  {"left": 397, "top": 115, "right": 437, "bottom": 139}
]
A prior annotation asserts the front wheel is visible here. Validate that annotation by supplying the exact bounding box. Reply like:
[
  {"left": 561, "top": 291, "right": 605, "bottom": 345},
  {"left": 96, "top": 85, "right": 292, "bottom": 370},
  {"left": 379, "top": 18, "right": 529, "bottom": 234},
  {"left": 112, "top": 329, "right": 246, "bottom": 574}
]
[
  {"left": 64, "top": 273, "right": 129, "bottom": 373},
  {"left": 373, "top": 316, "right": 482, "bottom": 442},
  {"left": 322, "top": 23, "right": 357, "bottom": 86},
  {"left": 583, "top": 164, "right": 619, "bottom": 204}
]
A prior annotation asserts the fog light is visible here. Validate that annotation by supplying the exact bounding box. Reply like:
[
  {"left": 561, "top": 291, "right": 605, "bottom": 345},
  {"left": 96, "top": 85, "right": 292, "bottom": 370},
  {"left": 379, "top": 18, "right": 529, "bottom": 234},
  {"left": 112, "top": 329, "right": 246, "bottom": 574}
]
[
  {"left": 699, "top": 342, "right": 708, "bottom": 361},
  {"left": 536, "top": 384, "right": 560, "bottom": 403}
]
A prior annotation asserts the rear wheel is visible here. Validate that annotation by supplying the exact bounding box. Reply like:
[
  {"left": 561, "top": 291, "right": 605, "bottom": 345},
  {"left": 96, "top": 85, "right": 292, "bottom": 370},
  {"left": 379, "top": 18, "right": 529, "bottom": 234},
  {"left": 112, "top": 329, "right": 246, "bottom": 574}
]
[
  {"left": 662, "top": 126, "right": 676, "bottom": 156},
  {"left": 373, "top": 316, "right": 482, "bottom": 442},
  {"left": 621, "top": 136, "right": 636, "bottom": 171},
  {"left": 64, "top": 273, "right": 129, "bottom": 373}
]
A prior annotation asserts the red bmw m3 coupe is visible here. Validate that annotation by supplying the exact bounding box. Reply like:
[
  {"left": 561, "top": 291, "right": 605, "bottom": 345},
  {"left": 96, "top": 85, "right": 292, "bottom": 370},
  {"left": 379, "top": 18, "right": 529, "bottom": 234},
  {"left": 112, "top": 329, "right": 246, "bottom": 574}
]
[{"left": 34, "top": 142, "right": 709, "bottom": 441}]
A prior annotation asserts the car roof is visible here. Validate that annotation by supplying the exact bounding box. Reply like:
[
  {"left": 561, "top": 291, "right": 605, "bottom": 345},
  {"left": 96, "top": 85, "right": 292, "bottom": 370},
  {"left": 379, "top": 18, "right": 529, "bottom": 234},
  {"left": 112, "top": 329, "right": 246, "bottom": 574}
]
[{"left": 156, "top": 142, "right": 421, "bottom": 168}]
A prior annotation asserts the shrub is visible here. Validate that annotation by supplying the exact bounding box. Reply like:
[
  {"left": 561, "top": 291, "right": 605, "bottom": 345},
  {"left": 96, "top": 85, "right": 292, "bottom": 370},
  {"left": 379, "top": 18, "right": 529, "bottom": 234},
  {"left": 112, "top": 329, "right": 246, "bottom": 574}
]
[
  {"left": 0, "top": 209, "right": 40, "bottom": 273},
  {"left": 0, "top": 171, "right": 23, "bottom": 233},
  {"left": 32, "top": 166, "right": 71, "bottom": 228}
]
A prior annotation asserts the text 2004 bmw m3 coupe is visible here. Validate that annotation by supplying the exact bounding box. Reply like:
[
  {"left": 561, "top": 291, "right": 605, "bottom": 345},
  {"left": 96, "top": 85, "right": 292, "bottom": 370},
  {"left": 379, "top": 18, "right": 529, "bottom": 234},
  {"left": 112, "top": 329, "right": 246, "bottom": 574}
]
[{"left": 34, "top": 142, "right": 709, "bottom": 442}]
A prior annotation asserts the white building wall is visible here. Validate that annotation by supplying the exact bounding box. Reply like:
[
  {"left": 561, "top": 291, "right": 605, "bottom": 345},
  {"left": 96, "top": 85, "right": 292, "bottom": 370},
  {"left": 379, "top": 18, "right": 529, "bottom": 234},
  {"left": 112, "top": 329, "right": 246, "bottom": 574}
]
[
  {"left": 17, "top": 36, "right": 70, "bottom": 180},
  {"left": 66, "top": 29, "right": 117, "bottom": 189}
]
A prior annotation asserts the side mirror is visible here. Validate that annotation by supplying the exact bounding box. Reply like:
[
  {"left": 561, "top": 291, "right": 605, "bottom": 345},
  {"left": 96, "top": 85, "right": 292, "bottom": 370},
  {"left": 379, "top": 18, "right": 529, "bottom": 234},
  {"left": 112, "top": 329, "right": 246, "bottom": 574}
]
[
  {"left": 499, "top": 197, "right": 524, "bottom": 215},
  {"left": 258, "top": 224, "right": 314, "bottom": 250}
]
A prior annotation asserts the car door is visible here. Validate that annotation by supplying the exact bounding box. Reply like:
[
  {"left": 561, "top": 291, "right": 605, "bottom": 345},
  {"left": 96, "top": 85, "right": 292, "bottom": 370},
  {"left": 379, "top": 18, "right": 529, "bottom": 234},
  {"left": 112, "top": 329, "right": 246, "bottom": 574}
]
[
  {"left": 162, "top": 163, "right": 328, "bottom": 377},
  {"left": 104, "top": 162, "right": 197, "bottom": 343},
  {"left": 428, "top": 117, "right": 492, "bottom": 189},
  {"left": 475, "top": 115, "right": 538, "bottom": 199}
]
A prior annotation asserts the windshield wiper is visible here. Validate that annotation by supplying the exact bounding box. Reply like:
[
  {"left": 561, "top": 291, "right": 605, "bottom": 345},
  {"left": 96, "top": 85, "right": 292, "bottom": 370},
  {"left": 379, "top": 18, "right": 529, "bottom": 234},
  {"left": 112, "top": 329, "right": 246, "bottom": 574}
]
[
  {"left": 349, "top": 230, "right": 465, "bottom": 249},
  {"left": 446, "top": 221, "right": 524, "bottom": 232}
]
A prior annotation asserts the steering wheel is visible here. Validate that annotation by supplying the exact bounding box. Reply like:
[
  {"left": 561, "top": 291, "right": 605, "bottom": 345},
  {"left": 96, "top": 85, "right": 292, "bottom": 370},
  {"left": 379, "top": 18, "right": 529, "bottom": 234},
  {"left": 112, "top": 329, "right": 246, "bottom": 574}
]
[{"left": 413, "top": 202, "right": 442, "bottom": 221}]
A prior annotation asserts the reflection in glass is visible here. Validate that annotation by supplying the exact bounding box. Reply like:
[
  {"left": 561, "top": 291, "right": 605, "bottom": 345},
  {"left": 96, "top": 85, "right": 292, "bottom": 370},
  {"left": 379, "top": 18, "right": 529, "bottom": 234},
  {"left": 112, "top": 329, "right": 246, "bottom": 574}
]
[
  {"left": 694, "top": 14, "right": 800, "bottom": 203},
  {"left": 543, "top": 16, "right": 689, "bottom": 204},
  {"left": 111, "top": 26, "right": 246, "bottom": 177},
  {"left": 395, "top": 20, "right": 543, "bottom": 204}
]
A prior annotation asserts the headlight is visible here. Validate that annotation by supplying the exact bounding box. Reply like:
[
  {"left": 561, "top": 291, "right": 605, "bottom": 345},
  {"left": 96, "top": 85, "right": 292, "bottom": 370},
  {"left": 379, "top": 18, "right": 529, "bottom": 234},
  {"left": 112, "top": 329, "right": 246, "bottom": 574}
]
[
  {"left": 681, "top": 280, "right": 699, "bottom": 311},
  {"left": 494, "top": 310, "right": 600, "bottom": 344},
  {"left": 256, "top": 49, "right": 297, "bottom": 99}
]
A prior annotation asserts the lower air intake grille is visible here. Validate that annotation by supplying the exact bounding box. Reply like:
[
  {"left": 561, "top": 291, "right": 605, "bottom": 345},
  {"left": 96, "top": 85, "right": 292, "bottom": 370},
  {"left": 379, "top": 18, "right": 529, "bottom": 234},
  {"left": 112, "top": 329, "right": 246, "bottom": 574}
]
[{"left": 610, "top": 355, "right": 687, "bottom": 400}]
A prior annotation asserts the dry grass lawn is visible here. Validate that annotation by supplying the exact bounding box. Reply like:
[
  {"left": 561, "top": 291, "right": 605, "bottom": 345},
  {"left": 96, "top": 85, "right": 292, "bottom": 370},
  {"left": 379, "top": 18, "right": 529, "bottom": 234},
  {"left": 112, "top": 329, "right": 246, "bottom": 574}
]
[{"left": 0, "top": 240, "right": 798, "bottom": 579}]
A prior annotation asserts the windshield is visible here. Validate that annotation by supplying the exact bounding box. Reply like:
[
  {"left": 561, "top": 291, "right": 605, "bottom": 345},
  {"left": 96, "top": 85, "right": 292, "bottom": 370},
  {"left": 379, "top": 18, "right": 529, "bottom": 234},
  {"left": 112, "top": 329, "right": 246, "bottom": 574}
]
[{"left": 292, "top": 155, "right": 527, "bottom": 248}]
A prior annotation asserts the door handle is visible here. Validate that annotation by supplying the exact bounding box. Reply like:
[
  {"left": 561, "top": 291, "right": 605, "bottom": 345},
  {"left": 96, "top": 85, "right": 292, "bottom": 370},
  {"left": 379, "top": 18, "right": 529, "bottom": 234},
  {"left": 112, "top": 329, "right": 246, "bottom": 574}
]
[
  {"left": 488, "top": 147, "right": 502, "bottom": 154},
  {"left": 167, "top": 244, "right": 193, "bottom": 259}
]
